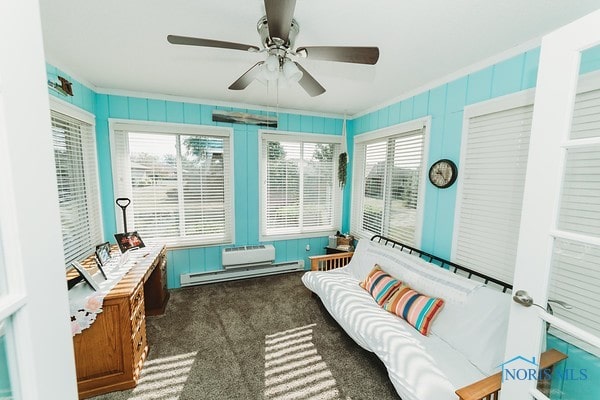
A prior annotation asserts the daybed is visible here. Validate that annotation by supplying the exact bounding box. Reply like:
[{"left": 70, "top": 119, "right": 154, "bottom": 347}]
[{"left": 302, "top": 235, "right": 566, "bottom": 400}]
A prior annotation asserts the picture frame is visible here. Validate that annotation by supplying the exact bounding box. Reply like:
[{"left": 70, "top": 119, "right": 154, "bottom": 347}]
[
  {"left": 71, "top": 261, "right": 101, "bottom": 291},
  {"left": 93, "top": 256, "right": 108, "bottom": 280},
  {"left": 94, "top": 242, "right": 111, "bottom": 279},
  {"left": 114, "top": 231, "right": 145, "bottom": 253},
  {"left": 66, "top": 266, "right": 84, "bottom": 290}
]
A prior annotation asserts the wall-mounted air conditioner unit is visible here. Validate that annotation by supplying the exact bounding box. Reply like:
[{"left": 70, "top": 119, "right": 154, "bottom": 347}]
[{"left": 222, "top": 244, "right": 275, "bottom": 269}]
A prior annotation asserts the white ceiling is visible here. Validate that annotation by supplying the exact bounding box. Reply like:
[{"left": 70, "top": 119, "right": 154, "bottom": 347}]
[{"left": 39, "top": 0, "right": 600, "bottom": 117}]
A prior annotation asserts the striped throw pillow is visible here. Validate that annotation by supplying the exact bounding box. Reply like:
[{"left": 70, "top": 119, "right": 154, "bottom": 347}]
[
  {"left": 383, "top": 284, "right": 445, "bottom": 336},
  {"left": 359, "top": 264, "right": 403, "bottom": 306}
]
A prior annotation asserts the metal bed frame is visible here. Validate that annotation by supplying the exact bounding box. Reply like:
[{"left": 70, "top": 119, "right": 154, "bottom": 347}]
[{"left": 369, "top": 235, "right": 513, "bottom": 293}]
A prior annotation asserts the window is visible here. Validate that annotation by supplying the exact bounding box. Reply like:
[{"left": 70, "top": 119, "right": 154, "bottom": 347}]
[
  {"left": 112, "top": 122, "right": 233, "bottom": 247},
  {"left": 350, "top": 120, "right": 427, "bottom": 245},
  {"left": 50, "top": 108, "right": 102, "bottom": 266},
  {"left": 260, "top": 132, "right": 341, "bottom": 239}
]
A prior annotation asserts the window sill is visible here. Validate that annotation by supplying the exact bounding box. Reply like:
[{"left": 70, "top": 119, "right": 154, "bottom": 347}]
[
  {"left": 146, "top": 238, "right": 233, "bottom": 251},
  {"left": 259, "top": 230, "right": 337, "bottom": 242}
]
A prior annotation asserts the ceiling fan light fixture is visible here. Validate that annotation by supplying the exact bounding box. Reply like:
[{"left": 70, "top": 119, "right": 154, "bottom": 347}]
[
  {"left": 256, "top": 54, "right": 280, "bottom": 83},
  {"left": 265, "top": 54, "right": 279, "bottom": 72},
  {"left": 283, "top": 59, "right": 303, "bottom": 83}
]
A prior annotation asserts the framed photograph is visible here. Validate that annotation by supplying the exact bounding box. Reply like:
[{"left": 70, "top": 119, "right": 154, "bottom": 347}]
[
  {"left": 66, "top": 266, "right": 84, "bottom": 290},
  {"left": 95, "top": 242, "right": 111, "bottom": 265},
  {"left": 114, "top": 231, "right": 145, "bottom": 253},
  {"left": 71, "top": 261, "right": 101, "bottom": 291},
  {"left": 94, "top": 242, "right": 111, "bottom": 279}
]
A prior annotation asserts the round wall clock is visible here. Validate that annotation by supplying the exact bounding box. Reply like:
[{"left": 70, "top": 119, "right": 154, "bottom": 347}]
[{"left": 428, "top": 159, "right": 457, "bottom": 189}]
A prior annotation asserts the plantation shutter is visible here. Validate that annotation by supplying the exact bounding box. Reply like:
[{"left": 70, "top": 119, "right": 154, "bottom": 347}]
[
  {"left": 51, "top": 111, "right": 102, "bottom": 265},
  {"left": 351, "top": 126, "right": 425, "bottom": 245},
  {"left": 112, "top": 127, "right": 233, "bottom": 247},
  {"left": 262, "top": 136, "right": 339, "bottom": 237},
  {"left": 454, "top": 105, "right": 534, "bottom": 283}
]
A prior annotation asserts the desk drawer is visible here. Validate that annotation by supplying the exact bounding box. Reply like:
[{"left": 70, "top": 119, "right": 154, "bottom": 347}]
[
  {"left": 132, "top": 320, "right": 147, "bottom": 368},
  {"left": 130, "top": 283, "right": 144, "bottom": 314},
  {"left": 131, "top": 300, "right": 145, "bottom": 337}
]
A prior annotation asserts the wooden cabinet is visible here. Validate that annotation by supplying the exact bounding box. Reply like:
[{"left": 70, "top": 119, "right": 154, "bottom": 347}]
[{"left": 72, "top": 245, "right": 168, "bottom": 399}]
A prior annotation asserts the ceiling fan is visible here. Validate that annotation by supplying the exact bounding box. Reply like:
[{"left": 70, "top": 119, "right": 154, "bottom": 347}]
[{"left": 167, "top": 0, "right": 379, "bottom": 97}]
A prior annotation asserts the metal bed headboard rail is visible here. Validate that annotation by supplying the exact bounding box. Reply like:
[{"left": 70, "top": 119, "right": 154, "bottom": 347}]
[{"left": 370, "top": 235, "right": 513, "bottom": 293}]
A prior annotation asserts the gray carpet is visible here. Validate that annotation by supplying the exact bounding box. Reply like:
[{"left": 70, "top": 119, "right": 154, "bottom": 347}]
[{"left": 92, "top": 271, "right": 400, "bottom": 400}]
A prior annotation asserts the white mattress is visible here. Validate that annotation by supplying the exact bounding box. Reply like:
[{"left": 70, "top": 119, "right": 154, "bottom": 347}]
[{"left": 302, "top": 267, "right": 486, "bottom": 400}]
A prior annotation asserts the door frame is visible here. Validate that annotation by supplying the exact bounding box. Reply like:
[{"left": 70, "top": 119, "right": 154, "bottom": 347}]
[{"left": 0, "top": 0, "right": 79, "bottom": 398}]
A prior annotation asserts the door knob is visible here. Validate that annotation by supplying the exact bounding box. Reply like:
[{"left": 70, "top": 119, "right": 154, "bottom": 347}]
[{"left": 513, "top": 290, "right": 534, "bottom": 307}]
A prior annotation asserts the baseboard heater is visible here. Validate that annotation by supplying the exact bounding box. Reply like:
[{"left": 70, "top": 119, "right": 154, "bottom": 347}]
[{"left": 180, "top": 260, "right": 304, "bottom": 287}]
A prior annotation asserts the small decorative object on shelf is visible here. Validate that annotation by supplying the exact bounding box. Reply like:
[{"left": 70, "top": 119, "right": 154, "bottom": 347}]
[
  {"left": 326, "top": 231, "right": 354, "bottom": 254},
  {"left": 336, "top": 234, "right": 354, "bottom": 252}
]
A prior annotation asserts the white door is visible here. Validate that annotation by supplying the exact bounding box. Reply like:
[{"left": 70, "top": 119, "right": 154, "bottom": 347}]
[
  {"left": 501, "top": 9, "right": 600, "bottom": 400},
  {"left": 0, "top": 0, "right": 79, "bottom": 398}
]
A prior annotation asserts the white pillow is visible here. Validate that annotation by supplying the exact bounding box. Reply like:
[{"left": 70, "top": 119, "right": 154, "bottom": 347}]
[
  {"left": 431, "top": 285, "right": 511, "bottom": 374},
  {"left": 346, "top": 240, "right": 483, "bottom": 303}
]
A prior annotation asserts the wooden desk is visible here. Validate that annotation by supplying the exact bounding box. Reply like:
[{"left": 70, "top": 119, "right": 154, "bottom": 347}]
[{"left": 71, "top": 245, "right": 169, "bottom": 398}]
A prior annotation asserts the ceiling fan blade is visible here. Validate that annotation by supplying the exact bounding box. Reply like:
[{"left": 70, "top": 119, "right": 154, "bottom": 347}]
[
  {"left": 296, "top": 46, "right": 380, "bottom": 65},
  {"left": 294, "top": 62, "right": 326, "bottom": 97},
  {"left": 167, "top": 35, "right": 259, "bottom": 52},
  {"left": 264, "top": 0, "right": 296, "bottom": 44},
  {"left": 228, "top": 62, "right": 264, "bottom": 90}
]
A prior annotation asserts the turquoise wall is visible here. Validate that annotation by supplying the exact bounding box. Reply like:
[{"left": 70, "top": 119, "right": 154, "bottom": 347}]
[
  {"left": 346, "top": 45, "right": 600, "bottom": 258},
  {"left": 47, "top": 65, "right": 344, "bottom": 289},
  {"left": 346, "top": 48, "right": 542, "bottom": 256},
  {"left": 94, "top": 94, "right": 343, "bottom": 289}
]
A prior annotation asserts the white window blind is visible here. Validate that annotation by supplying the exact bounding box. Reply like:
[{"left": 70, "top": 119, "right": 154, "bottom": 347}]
[
  {"left": 351, "top": 126, "right": 425, "bottom": 245},
  {"left": 456, "top": 87, "right": 600, "bottom": 349},
  {"left": 455, "top": 105, "right": 533, "bottom": 283},
  {"left": 51, "top": 111, "right": 102, "bottom": 266},
  {"left": 261, "top": 135, "right": 340, "bottom": 237},
  {"left": 112, "top": 128, "right": 233, "bottom": 247}
]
